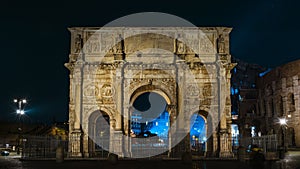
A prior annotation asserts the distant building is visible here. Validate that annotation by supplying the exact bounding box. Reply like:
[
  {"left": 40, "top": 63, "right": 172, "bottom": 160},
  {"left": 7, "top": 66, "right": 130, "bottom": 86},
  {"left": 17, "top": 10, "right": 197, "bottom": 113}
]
[
  {"left": 0, "top": 121, "right": 68, "bottom": 150},
  {"left": 232, "top": 58, "right": 300, "bottom": 149},
  {"left": 230, "top": 57, "right": 267, "bottom": 147},
  {"left": 0, "top": 121, "right": 20, "bottom": 149},
  {"left": 256, "top": 59, "right": 300, "bottom": 148}
]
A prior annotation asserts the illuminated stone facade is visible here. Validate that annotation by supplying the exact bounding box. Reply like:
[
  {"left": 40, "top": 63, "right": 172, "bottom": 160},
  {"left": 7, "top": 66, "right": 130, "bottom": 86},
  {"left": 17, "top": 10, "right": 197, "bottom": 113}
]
[
  {"left": 257, "top": 60, "right": 300, "bottom": 148},
  {"left": 65, "top": 27, "right": 235, "bottom": 158}
]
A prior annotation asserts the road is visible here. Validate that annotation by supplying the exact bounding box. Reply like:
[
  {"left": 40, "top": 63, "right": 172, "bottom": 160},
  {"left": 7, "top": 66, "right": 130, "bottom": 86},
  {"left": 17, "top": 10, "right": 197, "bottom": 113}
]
[
  {"left": 276, "top": 151, "right": 300, "bottom": 169},
  {"left": 0, "top": 151, "right": 300, "bottom": 169}
]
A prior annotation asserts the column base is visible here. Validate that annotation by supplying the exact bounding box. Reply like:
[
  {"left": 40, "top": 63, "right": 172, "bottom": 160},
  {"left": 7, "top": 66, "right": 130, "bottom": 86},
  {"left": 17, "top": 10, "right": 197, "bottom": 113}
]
[
  {"left": 83, "top": 152, "right": 90, "bottom": 158},
  {"left": 68, "top": 130, "right": 82, "bottom": 158},
  {"left": 68, "top": 152, "right": 82, "bottom": 158},
  {"left": 219, "top": 151, "right": 234, "bottom": 158},
  {"left": 111, "top": 130, "right": 124, "bottom": 157}
]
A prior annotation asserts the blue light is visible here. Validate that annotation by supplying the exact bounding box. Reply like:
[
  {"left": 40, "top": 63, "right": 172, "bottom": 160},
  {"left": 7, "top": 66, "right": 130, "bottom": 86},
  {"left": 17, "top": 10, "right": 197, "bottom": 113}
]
[
  {"left": 190, "top": 114, "right": 206, "bottom": 142},
  {"left": 231, "top": 111, "right": 238, "bottom": 115},
  {"left": 259, "top": 68, "right": 272, "bottom": 77},
  {"left": 238, "top": 95, "right": 243, "bottom": 101},
  {"left": 148, "top": 111, "right": 169, "bottom": 137},
  {"left": 131, "top": 111, "right": 170, "bottom": 139},
  {"left": 234, "top": 88, "right": 239, "bottom": 94},
  {"left": 230, "top": 87, "right": 234, "bottom": 95},
  {"left": 231, "top": 124, "right": 240, "bottom": 146}
]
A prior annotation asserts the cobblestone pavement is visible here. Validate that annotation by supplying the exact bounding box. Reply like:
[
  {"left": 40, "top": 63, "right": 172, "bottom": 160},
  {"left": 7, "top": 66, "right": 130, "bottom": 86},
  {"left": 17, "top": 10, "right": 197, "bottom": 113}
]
[
  {"left": 0, "top": 158, "right": 244, "bottom": 169},
  {"left": 0, "top": 151, "right": 300, "bottom": 169}
]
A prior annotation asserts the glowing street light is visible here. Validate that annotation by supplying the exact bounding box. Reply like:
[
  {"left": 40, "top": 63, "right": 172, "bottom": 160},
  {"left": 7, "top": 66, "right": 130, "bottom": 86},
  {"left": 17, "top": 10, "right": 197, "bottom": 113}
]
[
  {"left": 279, "top": 118, "right": 287, "bottom": 126},
  {"left": 13, "top": 98, "right": 27, "bottom": 155},
  {"left": 14, "top": 98, "right": 27, "bottom": 115}
]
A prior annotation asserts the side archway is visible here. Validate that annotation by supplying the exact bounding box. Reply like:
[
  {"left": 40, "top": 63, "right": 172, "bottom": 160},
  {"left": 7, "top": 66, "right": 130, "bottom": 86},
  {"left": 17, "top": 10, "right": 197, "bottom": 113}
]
[
  {"left": 189, "top": 110, "right": 210, "bottom": 156},
  {"left": 88, "top": 110, "right": 110, "bottom": 158}
]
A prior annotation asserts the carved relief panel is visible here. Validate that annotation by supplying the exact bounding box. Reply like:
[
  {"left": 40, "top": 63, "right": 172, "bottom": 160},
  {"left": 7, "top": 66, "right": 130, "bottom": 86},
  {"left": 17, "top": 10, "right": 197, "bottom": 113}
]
[
  {"left": 199, "top": 33, "right": 216, "bottom": 55},
  {"left": 84, "top": 32, "right": 101, "bottom": 54}
]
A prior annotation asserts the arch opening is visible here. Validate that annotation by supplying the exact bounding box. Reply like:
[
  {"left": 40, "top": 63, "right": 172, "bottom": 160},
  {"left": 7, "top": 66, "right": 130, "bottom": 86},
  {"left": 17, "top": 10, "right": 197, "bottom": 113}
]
[
  {"left": 129, "top": 91, "right": 171, "bottom": 157},
  {"left": 130, "top": 92, "right": 169, "bottom": 140},
  {"left": 190, "top": 113, "right": 207, "bottom": 156},
  {"left": 88, "top": 110, "right": 110, "bottom": 158}
]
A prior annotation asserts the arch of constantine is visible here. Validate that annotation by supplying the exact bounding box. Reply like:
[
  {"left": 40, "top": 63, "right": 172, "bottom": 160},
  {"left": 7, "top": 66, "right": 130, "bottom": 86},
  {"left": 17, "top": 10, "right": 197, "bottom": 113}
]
[{"left": 65, "top": 27, "right": 236, "bottom": 158}]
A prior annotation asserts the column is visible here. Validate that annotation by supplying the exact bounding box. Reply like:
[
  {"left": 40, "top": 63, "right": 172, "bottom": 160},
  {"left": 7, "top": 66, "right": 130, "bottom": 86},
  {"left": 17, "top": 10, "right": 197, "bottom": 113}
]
[
  {"left": 69, "top": 84, "right": 83, "bottom": 157},
  {"left": 82, "top": 122, "right": 89, "bottom": 157},
  {"left": 113, "top": 61, "right": 124, "bottom": 157},
  {"left": 69, "top": 59, "right": 84, "bottom": 157},
  {"left": 168, "top": 105, "right": 176, "bottom": 157}
]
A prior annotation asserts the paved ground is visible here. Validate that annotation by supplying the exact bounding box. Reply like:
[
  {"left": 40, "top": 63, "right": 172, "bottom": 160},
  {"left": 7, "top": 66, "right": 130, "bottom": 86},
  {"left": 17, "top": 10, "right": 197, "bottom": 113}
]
[{"left": 1, "top": 151, "right": 300, "bottom": 169}]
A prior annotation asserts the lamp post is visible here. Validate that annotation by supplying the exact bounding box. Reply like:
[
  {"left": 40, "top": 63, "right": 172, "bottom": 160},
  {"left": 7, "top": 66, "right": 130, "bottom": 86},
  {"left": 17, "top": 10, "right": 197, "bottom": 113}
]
[
  {"left": 14, "top": 98, "right": 27, "bottom": 155},
  {"left": 279, "top": 117, "right": 287, "bottom": 153}
]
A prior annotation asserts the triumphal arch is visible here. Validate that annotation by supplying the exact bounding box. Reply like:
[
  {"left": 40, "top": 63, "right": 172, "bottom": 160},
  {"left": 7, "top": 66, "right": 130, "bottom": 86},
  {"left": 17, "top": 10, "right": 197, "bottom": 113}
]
[{"left": 65, "top": 27, "right": 236, "bottom": 158}]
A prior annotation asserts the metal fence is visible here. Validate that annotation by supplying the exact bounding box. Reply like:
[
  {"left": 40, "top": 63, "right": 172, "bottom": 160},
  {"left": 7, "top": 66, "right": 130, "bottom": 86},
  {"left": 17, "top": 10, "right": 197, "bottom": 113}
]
[
  {"left": 130, "top": 137, "right": 170, "bottom": 158},
  {"left": 20, "top": 135, "right": 209, "bottom": 159},
  {"left": 22, "top": 135, "right": 68, "bottom": 159},
  {"left": 240, "top": 134, "right": 278, "bottom": 153}
]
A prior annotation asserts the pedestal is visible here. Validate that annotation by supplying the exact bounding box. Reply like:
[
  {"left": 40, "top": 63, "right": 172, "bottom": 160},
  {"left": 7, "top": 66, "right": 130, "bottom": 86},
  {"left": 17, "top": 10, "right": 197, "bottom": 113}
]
[
  {"left": 219, "top": 132, "right": 234, "bottom": 158},
  {"left": 68, "top": 130, "right": 82, "bottom": 157},
  {"left": 169, "top": 129, "right": 189, "bottom": 158},
  {"left": 111, "top": 130, "right": 124, "bottom": 157}
]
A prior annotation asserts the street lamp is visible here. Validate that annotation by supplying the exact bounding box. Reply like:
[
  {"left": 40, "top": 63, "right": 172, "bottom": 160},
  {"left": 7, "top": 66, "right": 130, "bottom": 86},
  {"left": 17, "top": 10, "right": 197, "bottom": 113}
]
[
  {"left": 279, "top": 118, "right": 287, "bottom": 126},
  {"left": 14, "top": 98, "right": 27, "bottom": 114},
  {"left": 279, "top": 117, "right": 287, "bottom": 153},
  {"left": 13, "top": 98, "right": 27, "bottom": 155}
]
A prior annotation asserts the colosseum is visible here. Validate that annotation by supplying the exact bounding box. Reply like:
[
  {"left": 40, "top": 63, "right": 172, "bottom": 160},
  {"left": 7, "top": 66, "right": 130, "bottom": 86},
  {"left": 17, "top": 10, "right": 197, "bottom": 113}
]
[{"left": 257, "top": 59, "right": 300, "bottom": 148}]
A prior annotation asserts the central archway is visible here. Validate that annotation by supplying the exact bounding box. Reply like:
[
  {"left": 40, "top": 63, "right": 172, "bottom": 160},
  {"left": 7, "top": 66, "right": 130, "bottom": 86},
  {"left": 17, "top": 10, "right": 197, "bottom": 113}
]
[{"left": 129, "top": 91, "right": 171, "bottom": 157}]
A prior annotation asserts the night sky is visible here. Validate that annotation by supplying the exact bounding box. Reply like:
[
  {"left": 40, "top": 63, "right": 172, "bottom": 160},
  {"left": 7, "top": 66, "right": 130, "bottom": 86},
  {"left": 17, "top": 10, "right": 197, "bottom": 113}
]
[{"left": 0, "top": 0, "right": 299, "bottom": 123}]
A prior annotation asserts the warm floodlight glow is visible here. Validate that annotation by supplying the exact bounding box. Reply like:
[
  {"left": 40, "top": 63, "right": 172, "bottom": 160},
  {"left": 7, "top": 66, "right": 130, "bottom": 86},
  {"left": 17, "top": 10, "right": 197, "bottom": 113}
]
[
  {"left": 20, "top": 110, "right": 25, "bottom": 115},
  {"left": 22, "top": 99, "right": 27, "bottom": 104},
  {"left": 14, "top": 99, "right": 18, "bottom": 103},
  {"left": 16, "top": 109, "right": 21, "bottom": 114}
]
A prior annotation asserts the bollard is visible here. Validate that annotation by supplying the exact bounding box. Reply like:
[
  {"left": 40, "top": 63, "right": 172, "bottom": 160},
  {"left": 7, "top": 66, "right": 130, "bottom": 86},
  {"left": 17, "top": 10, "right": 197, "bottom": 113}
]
[
  {"left": 56, "top": 146, "right": 64, "bottom": 163},
  {"left": 108, "top": 153, "right": 118, "bottom": 165}
]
